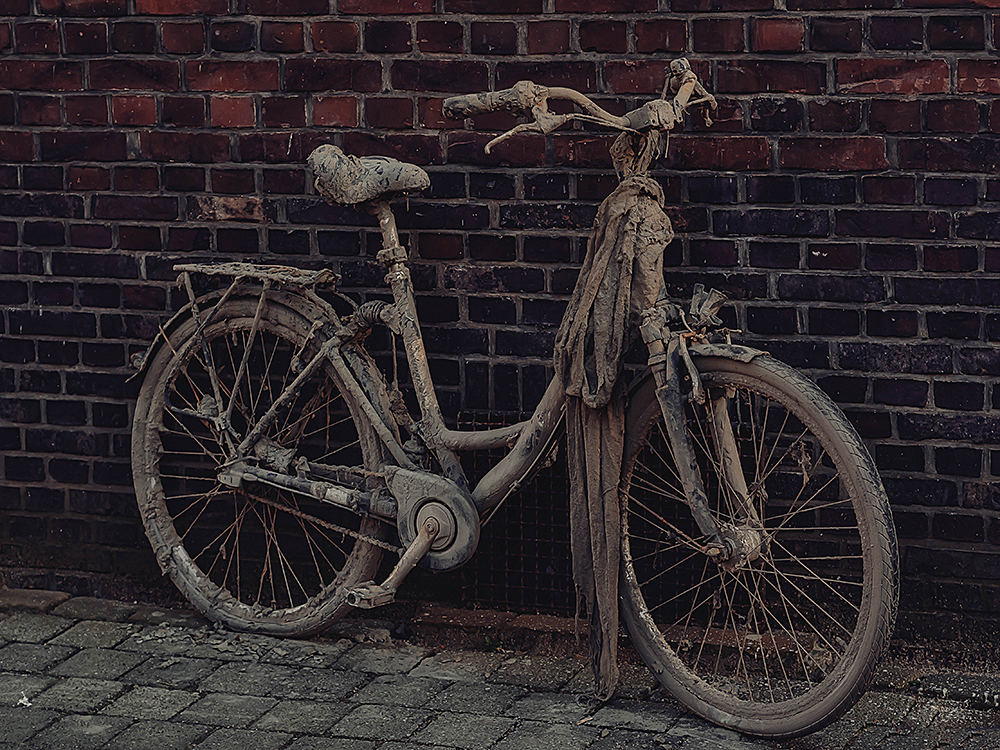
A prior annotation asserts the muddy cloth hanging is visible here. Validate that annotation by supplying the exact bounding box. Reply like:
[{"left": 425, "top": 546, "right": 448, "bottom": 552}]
[{"left": 553, "top": 173, "right": 673, "bottom": 700}]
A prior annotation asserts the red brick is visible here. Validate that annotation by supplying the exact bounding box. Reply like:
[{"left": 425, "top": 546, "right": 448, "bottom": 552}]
[
  {"left": 718, "top": 60, "right": 825, "bottom": 94},
  {"left": 0, "top": 23, "right": 10, "bottom": 49},
  {"left": 599, "top": 61, "right": 670, "bottom": 94},
  {"left": 417, "top": 97, "right": 460, "bottom": 129},
  {"left": 114, "top": 166, "right": 158, "bottom": 191},
  {"left": 838, "top": 59, "right": 951, "bottom": 95},
  {"left": 140, "top": 131, "right": 231, "bottom": 163},
  {"left": 64, "top": 22, "right": 107, "bottom": 54},
  {"left": 211, "top": 169, "right": 254, "bottom": 194},
  {"left": 66, "top": 95, "right": 108, "bottom": 126},
  {"left": 553, "top": 134, "right": 615, "bottom": 169},
  {"left": 135, "top": 0, "right": 226, "bottom": 13},
  {"left": 664, "top": 136, "right": 772, "bottom": 171},
  {"left": 0, "top": 131, "right": 34, "bottom": 162},
  {"left": 209, "top": 21, "right": 255, "bottom": 53},
  {"left": 870, "top": 99, "right": 921, "bottom": 133},
  {"left": 262, "top": 96, "right": 306, "bottom": 127},
  {"left": 211, "top": 96, "right": 256, "bottom": 128},
  {"left": 313, "top": 96, "right": 357, "bottom": 127},
  {"left": 187, "top": 60, "right": 279, "bottom": 92},
  {"left": 958, "top": 60, "right": 1000, "bottom": 94},
  {"left": 927, "top": 99, "right": 980, "bottom": 133},
  {"left": 928, "top": 15, "right": 985, "bottom": 49},
  {"left": 91, "top": 59, "right": 179, "bottom": 91},
  {"left": 445, "top": 131, "right": 544, "bottom": 167},
  {"left": 112, "top": 95, "right": 156, "bottom": 126},
  {"left": 366, "top": 98, "right": 413, "bottom": 129},
  {"left": 161, "top": 22, "right": 204, "bottom": 54},
  {"left": 16, "top": 22, "right": 60, "bottom": 54},
  {"left": 0, "top": 61, "right": 83, "bottom": 91},
  {"left": 635, "top": 19, "right": 687, "bottom": 53},
  {"left": 37, "top": 0, "right": 126, "bottom": 14},
  {"left": 20, "top": 96, "right": 61, "bottom": 125},
  {"left": 311, "top": 20, "right": 359, "bottom": 52},
  {"left": 780, "top": 137, "right": 889, "bottom": 171},
  {"left": 417, "top": 21, "right": 463, "bottom": 53},
  {"left": 751, "top": 17, "right": 804, "bottom": 52},
  {"left": 341, "top": 0, "right": 432, "bottom": 11},
  {"left": 0, "top": 0, "right": 29, "bottom": 13},
  {"left": 693, "top": 18, "right": 744, "bottom": 52},
  {"left": 527, "top": 21, "right": 569, "bottom": 54},
  {"left": 68, "top": 166, "right": 110, "bottom": 190},
  {"left": 261, "top": 21, "right": 302, "bottom": 52}
]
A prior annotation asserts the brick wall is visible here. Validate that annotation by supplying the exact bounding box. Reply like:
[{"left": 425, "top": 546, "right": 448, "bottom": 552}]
[{"left": 2, "top": 0, "right": 1000, "bottom": 624}]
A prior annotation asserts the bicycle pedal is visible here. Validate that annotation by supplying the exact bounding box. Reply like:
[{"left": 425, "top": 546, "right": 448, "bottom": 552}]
[{"left": 345, "top": 582, "right": 395, "bottom": 609}]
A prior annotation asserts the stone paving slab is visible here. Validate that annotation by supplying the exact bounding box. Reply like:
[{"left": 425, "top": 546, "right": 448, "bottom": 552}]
[{"left": 1, "top": 590, "right": 999, "bottom": 750}]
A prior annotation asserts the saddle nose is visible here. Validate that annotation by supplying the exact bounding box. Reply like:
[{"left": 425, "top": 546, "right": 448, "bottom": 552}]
[{"left": 308, "top": 144, "right": 430, "bottom": 205}]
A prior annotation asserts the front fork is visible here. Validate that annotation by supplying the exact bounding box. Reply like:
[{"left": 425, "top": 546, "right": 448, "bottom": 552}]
[{"left": 639, "top": 296, "right": 759, "bottom": 563}]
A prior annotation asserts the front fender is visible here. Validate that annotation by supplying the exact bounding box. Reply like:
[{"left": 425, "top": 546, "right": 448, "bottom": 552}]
[{"left": 687, "top": 342, "right": 767, "bottom": 363}]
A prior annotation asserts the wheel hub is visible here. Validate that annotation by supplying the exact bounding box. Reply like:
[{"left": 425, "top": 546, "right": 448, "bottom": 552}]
[{"left": 716, "top": 524, "right": 766, "bottom": 573}]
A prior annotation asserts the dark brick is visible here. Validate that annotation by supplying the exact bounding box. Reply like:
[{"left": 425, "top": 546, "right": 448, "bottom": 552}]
[
  {"left": 863, "top": 176, "right": 915, "bottom": 205},
  {"left": 871, "top": 100, "right": 921, "bottom": 133},
  {"left": 925, "top": 178, "right": 978, "bottom": 206},
  {"left": 810, "top": 17, "right": 862, "bottom": 52},
  {"left": 749, "top": 98, "right": 803, "bottom": 132},
  {"left": 836, "top": 210, "right": 948, "bottom": 240},
  {"left": 366, "top": 20, "right": 411, "bottom": 53},
  {"left": 808, "top": 243, "right": 859, "bottom": 270},
  {"left": 809, "top": 307, "right": 860, "bottom": 336},
  {"left": 809, "top": 100, "right": 862, "bottom": 133},
  {"left": 693, "top": 17, "right": 744, "bottom": 52},
  {"left": 924, "top": 245, "right": 978, "bottom": 273},
  {"left": 958, "top": 347, "right": 1000, "bottom": 376},
  {"left": 210, "top": 20, "right": 255, "bottom": 52},
  {"left": 392, "top": 60, "right": 488, "bottom": 94},
  {"left": 800, "top": 177, "right": 856, "bottom": 204},
  {"left": 866, "top": 243, "right": 916, "bottom": 271},
  {"left": 749, "top": 241, "right": 798, "bottom": 268},
  {"left": 747, "top": 176, "right": 795, "bottom": 204},
  {"left": 869, "top": 16, "right": 922, "bottom": 50},
  {"left": 873, "top": 378, "right": 929, "bottom": 408},
  {"left": 162, "top": 96, "right": 205, "bottom": 127},
  {"left": 876, "top": 444, "right": 924, "bottom": 472},
  {"left": 523, "top": 236, "right": 570, "bottom": 263},
  {"left": 936, "top": 447, "right": 982, "bottom": 478},
  {"left": 867, "top": 309, "right": 918, "bottom": 337},
  {"left": 747, "top": 306, "right": 797, "bottom": 335},
  {"left": 469, "top": 234, "right": 515, "bottom": 261},
  {"left": 471, "top": 22, "right": 516, "bottom": 55},
  {"left": 417, "top": 21, "right": 462, "bottom": 53},
  {"left": 715, "top": 209, "right": 828, "bottom": 237},
  {"left": 933, "top": 514, "right": 984, "bottom": 543},
  {"left": 928, "top": 15, "right": 985, "bottom": 50},
  {"left": 842, "top": 342, "right": 951, "bottom": 375},
  {"left": 928, "top": 311, "right": 980, "bottom": 340}
]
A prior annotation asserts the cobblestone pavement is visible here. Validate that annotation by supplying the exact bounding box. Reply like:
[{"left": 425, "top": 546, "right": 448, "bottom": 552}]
[{"left": 0, "top": 589, "right": 998, "bottom": 750}]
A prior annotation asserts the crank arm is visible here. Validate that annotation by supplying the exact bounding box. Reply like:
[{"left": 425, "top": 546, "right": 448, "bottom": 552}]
[
  {"left": 219, "top": 462, "right": 397, "bottom": 520},
  {"left": 345, "top": 515, "right": 440, "bottom": 608}
]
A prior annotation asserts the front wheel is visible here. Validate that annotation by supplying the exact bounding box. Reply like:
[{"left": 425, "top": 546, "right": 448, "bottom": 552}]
[
  {"left": 619, "top": 355, "right": 898, "bottom": 739},
  {"left": 132, "top": 293, "right": 388, "bottom": 636}
]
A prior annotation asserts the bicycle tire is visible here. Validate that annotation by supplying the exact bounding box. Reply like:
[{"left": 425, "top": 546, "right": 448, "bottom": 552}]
[
  {"left": 132, "top": 293, "right": 387, "bottom": 636},
  {"left": 619, "top": 354, "right": 898, "bottom": 739}
]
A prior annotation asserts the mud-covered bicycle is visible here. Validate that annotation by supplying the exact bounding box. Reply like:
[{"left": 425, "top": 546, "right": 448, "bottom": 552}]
[{"left": 130, "top": 59, "right": 898, "bottom": 739}]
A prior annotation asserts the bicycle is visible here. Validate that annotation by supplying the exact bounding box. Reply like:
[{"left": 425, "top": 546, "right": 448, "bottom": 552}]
[{"left": 130, "top": 58, "right": 899, "bottom": 739}]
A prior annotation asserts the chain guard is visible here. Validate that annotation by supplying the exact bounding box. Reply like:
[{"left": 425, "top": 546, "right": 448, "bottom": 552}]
[{"left": 384, "top": 466, "right": 480, "bottom": 572}]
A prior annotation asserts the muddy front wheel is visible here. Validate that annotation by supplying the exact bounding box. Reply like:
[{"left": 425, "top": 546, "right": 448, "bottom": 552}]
[
  {"left": 132, "top": 294, "right": 387, "bottom": 636},
  {"left": 619, "top": 355, "right": 898, "bottom": 738}
]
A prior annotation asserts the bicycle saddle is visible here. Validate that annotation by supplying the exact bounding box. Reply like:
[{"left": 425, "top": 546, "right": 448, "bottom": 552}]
[{"left": 308, "top": 144, "right": 430, "bottom": 205}]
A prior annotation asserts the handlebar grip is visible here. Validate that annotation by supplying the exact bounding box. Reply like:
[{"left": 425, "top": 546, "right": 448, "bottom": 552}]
[{"left": 442, "top": 81, "right": 546, "bottom": 119}]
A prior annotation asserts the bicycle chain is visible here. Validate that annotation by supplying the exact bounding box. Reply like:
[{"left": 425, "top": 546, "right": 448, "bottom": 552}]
[{"left": 250, "top": 493, "right": 403, "bottom": 556}]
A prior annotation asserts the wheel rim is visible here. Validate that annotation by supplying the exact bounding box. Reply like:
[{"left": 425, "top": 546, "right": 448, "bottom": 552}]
[
  {"left": 623, "top": 371, "right": 874, "bottom": 711},
  {"left": 141, "top": 311, "right": 380, "bottom": 621}
]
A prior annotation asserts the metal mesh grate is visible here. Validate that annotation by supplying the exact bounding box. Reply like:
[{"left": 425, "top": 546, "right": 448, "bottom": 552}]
[{"left": 454, "top": 411, "right": 575, "bottom": 616}]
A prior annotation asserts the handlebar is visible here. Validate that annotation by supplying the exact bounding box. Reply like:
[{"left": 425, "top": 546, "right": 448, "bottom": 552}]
[{"left": 442, "top": 58, "right": 717, "bottom": 154}]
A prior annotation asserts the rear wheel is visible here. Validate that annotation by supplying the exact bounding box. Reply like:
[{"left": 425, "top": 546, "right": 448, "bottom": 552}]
[
  {"left": 620, "top": 355, "right": 897, "bottom": 738},
  {"left": 132, "top": 294, "right": 387, "bottom": 636}
]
